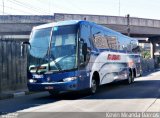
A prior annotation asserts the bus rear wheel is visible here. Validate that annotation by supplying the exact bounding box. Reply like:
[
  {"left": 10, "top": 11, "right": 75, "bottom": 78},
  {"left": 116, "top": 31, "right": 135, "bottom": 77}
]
[{"left": 125, "top": 71, "right": 133, "bottom": 84}]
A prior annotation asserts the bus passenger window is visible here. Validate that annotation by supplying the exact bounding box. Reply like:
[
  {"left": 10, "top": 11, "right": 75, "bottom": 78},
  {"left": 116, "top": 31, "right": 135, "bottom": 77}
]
[
  {"left": 93, "top": 35, "right": 109, "bottom": 49},
  {"left": 80, "top": 24, "right": 91, "bottom": 48},
  {"left": 105, "top": 36, "right": 118, "bottom": 50}
]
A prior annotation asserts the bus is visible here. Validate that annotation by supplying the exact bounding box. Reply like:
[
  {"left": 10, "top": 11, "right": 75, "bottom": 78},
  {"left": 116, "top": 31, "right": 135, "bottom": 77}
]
[{"left": 21, "top": 20, "right": 142, "bottom": 96}]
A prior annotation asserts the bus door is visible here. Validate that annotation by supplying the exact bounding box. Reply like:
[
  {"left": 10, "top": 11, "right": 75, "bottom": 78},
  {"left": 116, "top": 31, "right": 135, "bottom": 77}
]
[{"left": 78, "top": 23, "right": 92, "bottom": 89}]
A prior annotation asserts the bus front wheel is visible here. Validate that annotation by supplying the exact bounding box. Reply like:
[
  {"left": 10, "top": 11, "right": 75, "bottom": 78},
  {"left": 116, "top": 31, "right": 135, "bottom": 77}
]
[
  {"left": 125, "top": 70, "right": 134, "bottom": 84},
  {"left": 89, "top": 78, "right": 98, "bottom": 94}
]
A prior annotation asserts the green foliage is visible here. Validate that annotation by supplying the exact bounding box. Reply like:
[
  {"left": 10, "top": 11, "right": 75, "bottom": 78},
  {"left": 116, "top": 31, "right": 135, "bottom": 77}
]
[{"left": 141, "top": 50, "right": 151, "bottom": 59}]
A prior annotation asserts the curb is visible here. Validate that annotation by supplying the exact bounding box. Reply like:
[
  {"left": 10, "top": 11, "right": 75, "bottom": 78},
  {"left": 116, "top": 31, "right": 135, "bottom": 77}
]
[
  {"left": 13, "top": 92, "right": 26, "bottom": 98},
  {"left": 0, "top": 90, "right": 30, "bottom": 100}
]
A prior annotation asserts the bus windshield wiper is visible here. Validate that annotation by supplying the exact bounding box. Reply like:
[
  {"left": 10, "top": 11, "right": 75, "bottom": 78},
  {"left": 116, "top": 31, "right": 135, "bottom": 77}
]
[{"left": 49, "top": 54, "right": 62, "bottom": 71}]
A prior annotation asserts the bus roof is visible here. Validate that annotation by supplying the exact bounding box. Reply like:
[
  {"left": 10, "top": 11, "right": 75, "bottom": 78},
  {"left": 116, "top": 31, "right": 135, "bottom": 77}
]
[
  {"left": 33, "top": 20, "right": 80, "bottom": 30},
  {"left": 32, "top": 20, "right": 137, "bottom": 41}
]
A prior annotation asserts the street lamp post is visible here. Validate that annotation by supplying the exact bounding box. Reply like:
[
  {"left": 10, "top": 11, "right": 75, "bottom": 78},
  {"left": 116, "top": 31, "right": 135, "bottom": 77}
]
[{"left": 119, "top": 0, "right": 120, "bottom": 16}]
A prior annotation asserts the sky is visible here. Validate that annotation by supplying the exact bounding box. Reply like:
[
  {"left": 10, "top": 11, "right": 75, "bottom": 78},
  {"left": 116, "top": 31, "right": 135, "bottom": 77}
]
[{"left": 0, "top": 0, "right": 160, "bottom": 20}]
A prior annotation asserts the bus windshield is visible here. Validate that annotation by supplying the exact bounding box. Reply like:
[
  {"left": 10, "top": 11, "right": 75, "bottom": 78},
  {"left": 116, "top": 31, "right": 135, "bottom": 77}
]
[
  {"left": 30, "top": 28, "right": 51, "bottom": 58},
  {"left": 28, "top": 25, "right": 78, "bottom": 73}
]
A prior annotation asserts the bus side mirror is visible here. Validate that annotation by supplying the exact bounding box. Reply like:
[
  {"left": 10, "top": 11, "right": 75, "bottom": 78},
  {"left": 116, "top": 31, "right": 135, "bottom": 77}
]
[
  {"left": 21, "top": 41, "right": 31, "bottom": 57},
  {"left": 132, "top": 46, "right": 140, "bottom": 53}
]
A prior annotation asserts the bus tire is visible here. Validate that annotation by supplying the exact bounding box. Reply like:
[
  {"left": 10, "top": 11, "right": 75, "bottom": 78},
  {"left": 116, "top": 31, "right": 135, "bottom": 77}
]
[
  {"left": 131, "top": 74, "right": 135, "bottom": 83},
  {"left": 125, "top": 70, "right": 133, "bottom": 84},
  {"left": 132, "top": 69, "right": 136, "bottom": 83},
  {"left": 139, "top": 71, "right": 143, "bottom": 77},
  {"left": 89, "top": 77, "right": 98, "bottom": 94}
]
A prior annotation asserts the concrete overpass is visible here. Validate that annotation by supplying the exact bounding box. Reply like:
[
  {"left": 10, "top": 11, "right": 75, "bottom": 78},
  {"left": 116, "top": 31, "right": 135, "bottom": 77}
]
[
  {"left": 0, "top": 15, "right": 54, "bottom": 35},
  {"left": 1, "top": 13, "right": 160, "bottom": 61},
  {"left": 54, "top": 14, "right": 160, "bottom": 38},
  {"left": 0, "top": 13, "right": 160, "bottom": 38}
]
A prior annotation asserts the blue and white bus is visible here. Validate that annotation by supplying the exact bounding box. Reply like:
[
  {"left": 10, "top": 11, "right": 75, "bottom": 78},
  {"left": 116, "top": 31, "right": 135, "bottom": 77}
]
[{"left": 22, "top": 20, "right": 142, "bottom": 96}]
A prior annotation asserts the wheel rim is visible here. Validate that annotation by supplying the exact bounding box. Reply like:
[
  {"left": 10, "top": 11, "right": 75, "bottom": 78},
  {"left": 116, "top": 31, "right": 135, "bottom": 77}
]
[{"left": 91, "top": 79, "right": 97, "bottom": 93}]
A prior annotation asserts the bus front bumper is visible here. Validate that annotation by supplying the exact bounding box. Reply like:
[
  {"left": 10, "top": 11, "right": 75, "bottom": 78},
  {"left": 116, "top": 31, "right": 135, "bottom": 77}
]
[{"left": 27, "top": 80, "right": 78, "bottom": 92}]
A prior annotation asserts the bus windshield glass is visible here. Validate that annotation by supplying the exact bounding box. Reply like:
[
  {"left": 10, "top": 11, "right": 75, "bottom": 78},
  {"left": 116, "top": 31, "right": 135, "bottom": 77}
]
[
  {"left": 28, "top": 25, "right": 78, "bottom": 73},
  {"left": 29, "top": 28, "right": 51, "bottom": 58},
  {"left": 50, "top": 25, "right": 78, "bottom": 71}
]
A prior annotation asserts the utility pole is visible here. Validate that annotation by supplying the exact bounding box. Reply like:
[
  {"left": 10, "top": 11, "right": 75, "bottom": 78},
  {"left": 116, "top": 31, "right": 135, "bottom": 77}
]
[
  {"left": 119, "top": 0, "right": 120, "bottom": 16},
  {"left": 2, "top": 0, "right": 4, "bottom": 15},
  {"left": 127, "top": 14, "right": 130, "bottom": 36}
]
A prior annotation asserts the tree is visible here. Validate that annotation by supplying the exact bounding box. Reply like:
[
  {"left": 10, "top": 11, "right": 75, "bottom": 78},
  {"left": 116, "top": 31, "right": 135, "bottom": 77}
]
[{"left": 141, "top": 50, "right": 150, "bottom": 59}]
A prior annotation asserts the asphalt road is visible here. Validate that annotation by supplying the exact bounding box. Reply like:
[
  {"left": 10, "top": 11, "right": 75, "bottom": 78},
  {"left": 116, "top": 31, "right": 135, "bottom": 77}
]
[{"left": 0, "top": 71, "right": 160, "bottom": 118}]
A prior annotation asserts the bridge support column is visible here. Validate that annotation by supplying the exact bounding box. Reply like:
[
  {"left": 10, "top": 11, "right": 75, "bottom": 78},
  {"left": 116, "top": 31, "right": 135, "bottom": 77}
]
[
  {"left": 150, "top": 42, "right": 155, "bottom": 59},
  {"left": 149, "top": 36, "right": 160, "bottom": 68}
]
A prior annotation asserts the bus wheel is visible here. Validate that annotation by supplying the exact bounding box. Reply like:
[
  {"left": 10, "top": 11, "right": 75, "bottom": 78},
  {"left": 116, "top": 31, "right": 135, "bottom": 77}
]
[
  {"left": 48, "top": 91, "right": 60, "bottom": 97},
  {"left": 131, "top": 74, "right": 135, "bottom": 83},
  {"left": 89, "top": 78, "right": 98, "bottom": 94},
  {"left": 125, "top": 71, "right": 132, "bottom": 84}
]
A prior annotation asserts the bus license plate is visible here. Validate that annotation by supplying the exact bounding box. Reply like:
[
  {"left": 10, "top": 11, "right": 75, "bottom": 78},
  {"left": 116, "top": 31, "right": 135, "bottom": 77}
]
[{"left": 45, "top": 86, "right": 54, "bottom": 90}]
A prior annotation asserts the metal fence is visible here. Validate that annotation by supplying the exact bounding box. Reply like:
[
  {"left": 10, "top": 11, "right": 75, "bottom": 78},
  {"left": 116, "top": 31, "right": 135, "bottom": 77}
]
[
  {"left": 0, "top": 39, "right": 27, "bottom": 94},
  {"left": 141, "top": 58, "right": 155, "bottom": 73}
]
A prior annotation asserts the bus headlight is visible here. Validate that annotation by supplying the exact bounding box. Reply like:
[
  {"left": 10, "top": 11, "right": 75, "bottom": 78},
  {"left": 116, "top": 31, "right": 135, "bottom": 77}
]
[
  {"left": 63, "top": 77, "right": 77, "bottom": 82},
  {"left": 29, "top": 79, "right": 36, "bottom": 83}
]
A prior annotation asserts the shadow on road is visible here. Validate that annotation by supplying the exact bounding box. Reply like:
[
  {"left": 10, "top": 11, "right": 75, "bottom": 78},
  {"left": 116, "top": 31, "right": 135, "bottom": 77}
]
[
  {"left": 0, "top": 90, "right": 89, "bottom": 114},
  {"left": 32, "top": 79, "right": 160, "bottom": 101},
  {"left": 84, "top": 79, "right": 160, "bottom": 100}
]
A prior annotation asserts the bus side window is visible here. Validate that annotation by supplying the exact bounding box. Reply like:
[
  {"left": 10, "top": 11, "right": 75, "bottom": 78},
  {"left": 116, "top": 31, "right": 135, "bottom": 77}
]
[
  {"left": 80, "top": 24, "right": 91, "bottom": 65},
  {"left": 80, "top": 24, "right": 91, "bottom": 48},
  {"left": 92, "top": 27, "right": 108, "bottom": 49},
  {"left": 93, "top": 34, "right": 108, "bottom": 49},
  {"left": 105, "top": 36, "right": 118, "bottom": 50}
]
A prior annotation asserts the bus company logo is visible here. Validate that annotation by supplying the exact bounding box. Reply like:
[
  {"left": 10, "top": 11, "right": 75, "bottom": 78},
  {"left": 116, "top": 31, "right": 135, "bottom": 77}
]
[{"left": 107, "top": 54, "right": 121, "bottom": 60}]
